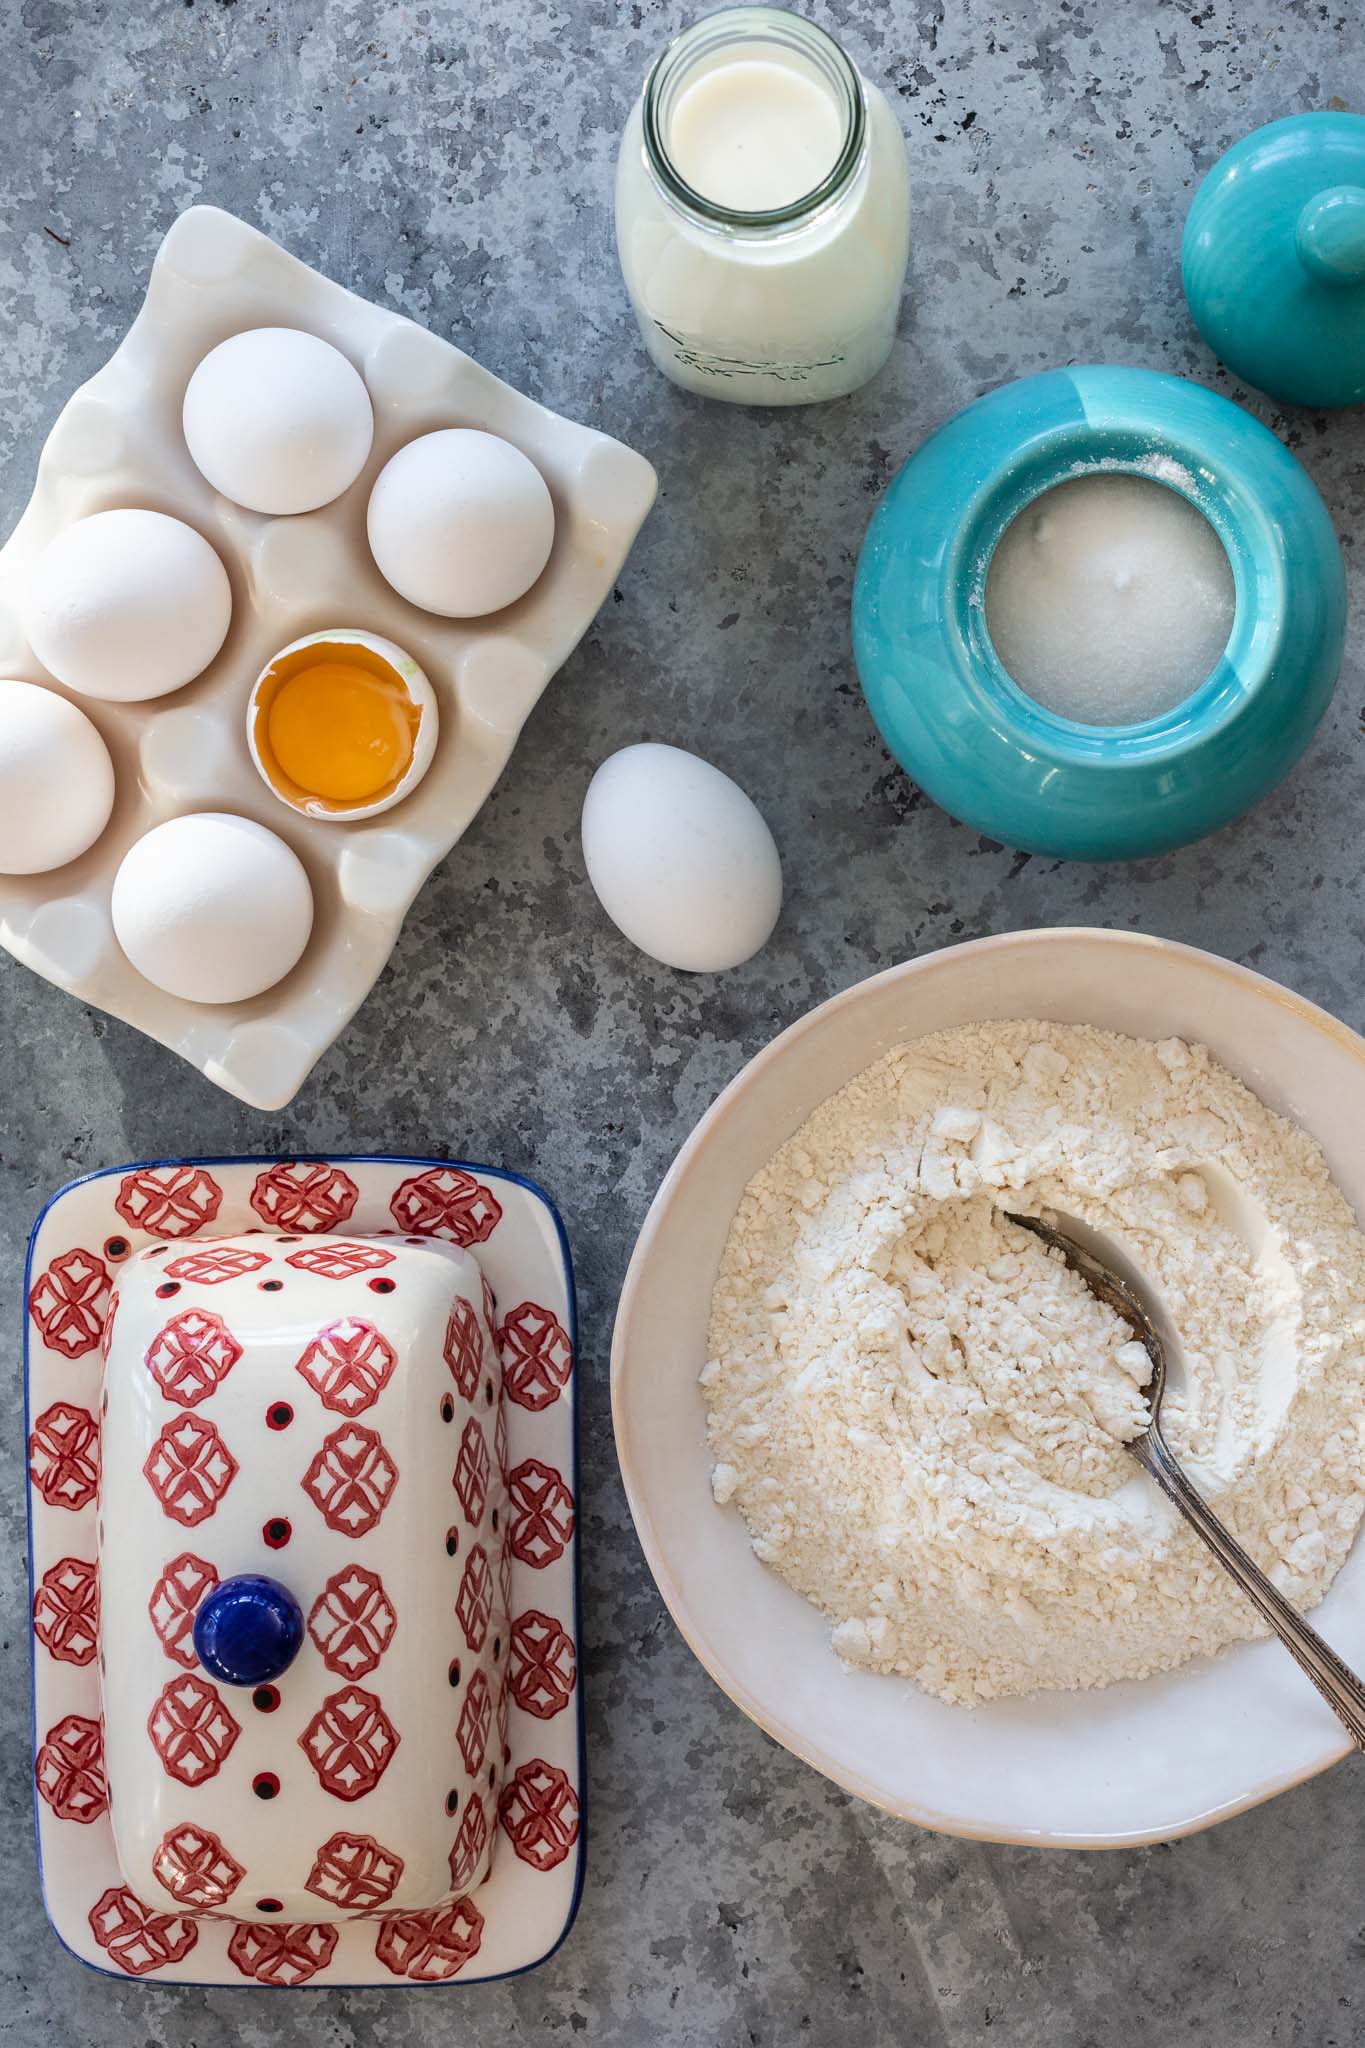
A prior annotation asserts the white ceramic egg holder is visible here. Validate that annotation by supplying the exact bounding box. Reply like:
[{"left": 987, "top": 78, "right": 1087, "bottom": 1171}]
[{"left": 0, "top": 206, "right": 657, "bottom": 1109}]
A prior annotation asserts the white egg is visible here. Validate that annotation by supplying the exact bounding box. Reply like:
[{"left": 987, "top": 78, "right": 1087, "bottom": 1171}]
[
  {"left": 111, "top": 812, "right": 313, "bottom": 1005},
  {"left": 25, "top": 509, "right": 232, "bottom": 703},
  {"left": 581, "top": 743, "right": 782, "bottom": 972},
  {"left": 183, "top": 327, "right": 375, "bottom": 516},
  {"left": 0, "top": 679, "right": 115, "bottom": 874},
  {"left": 367, "top": 428, "right": 555, "bottom": 617}
]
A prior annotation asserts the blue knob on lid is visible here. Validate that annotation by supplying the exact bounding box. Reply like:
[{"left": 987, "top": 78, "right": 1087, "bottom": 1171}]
[
  {"left": 1295, "top": 185, "right": 1365, "bottom": 288},
  {"left": 193, "top": 1574, "right": 304, "bottom": 1687},
  {"left": 1182, "top": 111, "right": 1365, "bottom": 409}
]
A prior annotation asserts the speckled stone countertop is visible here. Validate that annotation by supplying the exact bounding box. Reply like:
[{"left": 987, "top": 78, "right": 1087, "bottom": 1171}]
[{"left": 2, "top": 2, "right": 1364, "bottom": 2041}]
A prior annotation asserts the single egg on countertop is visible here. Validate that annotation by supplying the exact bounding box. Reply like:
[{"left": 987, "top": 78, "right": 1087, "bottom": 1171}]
[
  {"left": 183, "top": 327, "right": 375, "bottom": 516},
  {"left": 0, "top": 678, "right": 115, "bottom": 874},
  {"left": 581, "top": 743, "right": 783, "bottom": 972},
  {"left": 24, "top": 508, "right": 232, "bottom": 702},
  {"left": 247, "top": 628, "right": 438, "bottom": 821},
  {"left": 111, "top": 812, "right": 314, "bottom": 1005},
  {"left": 367, "top": 428, "right": 555, "bottom": 618}
]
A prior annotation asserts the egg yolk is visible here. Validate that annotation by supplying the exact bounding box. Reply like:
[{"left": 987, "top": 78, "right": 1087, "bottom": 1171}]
[{"left": 263, "top": 655, "right": 417, "bottom": 804}]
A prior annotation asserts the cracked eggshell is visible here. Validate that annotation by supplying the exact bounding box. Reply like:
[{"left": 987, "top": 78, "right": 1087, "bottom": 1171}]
[{"left": 246, "top": 627, "right": 438, "bottom": 822}]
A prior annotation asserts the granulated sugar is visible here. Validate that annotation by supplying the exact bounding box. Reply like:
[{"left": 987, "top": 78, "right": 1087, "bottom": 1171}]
[
  {"left": 982, "top": 471, "right": 1235, "bottom": 727},
  {"left": 703, "top": 1021, "right": 1365, "bottom": 1705}
]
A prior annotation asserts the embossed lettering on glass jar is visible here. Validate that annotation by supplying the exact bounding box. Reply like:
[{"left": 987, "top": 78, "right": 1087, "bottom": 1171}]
[{"left": 615, "top": 6, "right": 911, "bottom": 406}]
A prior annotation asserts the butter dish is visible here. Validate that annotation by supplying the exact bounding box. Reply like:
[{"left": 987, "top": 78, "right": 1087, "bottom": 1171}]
[{"left": 26, "top": 1154, "right": 581, "bottom": 1987}]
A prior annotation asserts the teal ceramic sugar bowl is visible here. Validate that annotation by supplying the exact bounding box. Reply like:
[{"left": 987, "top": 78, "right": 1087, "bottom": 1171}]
[
  {"left": 851, "top": 365, "right": 1346, "bottom": 862},
  {"left": 1183, "top": 112, "right": 1365, "bottom": 409}
]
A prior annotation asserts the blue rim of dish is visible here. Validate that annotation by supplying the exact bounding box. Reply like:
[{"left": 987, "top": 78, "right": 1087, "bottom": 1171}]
[{"left": 23, "top": 1152, "right": 585, "bottom": 1992}]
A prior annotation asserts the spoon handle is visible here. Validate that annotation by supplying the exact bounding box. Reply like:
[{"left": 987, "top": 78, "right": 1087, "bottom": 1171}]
[{"left": 1131, "top": 1429, "right": 1365, "bottom": 1749}]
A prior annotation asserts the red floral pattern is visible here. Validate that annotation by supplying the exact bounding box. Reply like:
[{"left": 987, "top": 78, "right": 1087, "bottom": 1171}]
[
  {"left": 148, "top": 1674, "right": 241, "bottom": 1785},
  {"left": 509, "top": 1609, "right": 577, "bottom": 1720},
  {"left": 498, "top": 1301, "right": 573, "bottom": 1411},
  {"left": 456, "top": 1544, "right": 493, "bottom": 1652},
  {"left": 302, "top": 1423, "right": 398, "bottom": 1537},
  {"left": 496, "top": 1664, "right": 511, "bottom": 1762},
  {"left": 285, "top": 1241, "right": 394, "bottom": 1279},
  {"left": 35, "top": 1712, "right": 106, "bottom": 1823},
  {"left": 149, "top": 1552, "right": 219, "bottom": 1667},
  {"left": 32, "top": 1556, "right": 99, "bottom": 1665},
  {"left": 152, "top": 1823, "right": 245, "bottom": 1908},
  {"left": 389, "top": 1167, "right": 502, "bottom": 1246},
  {"left": 499, "top": 1758, "right": 580, "bottom": 1871},
  {"left": 305, "top": 1831, "right": 405, "bottom": 1910},
  {"left": 145, "top": 1307, "right": 243, "bottom": 1407},
  {"left": 88, "top": 1887, "right": 198, "bottom": 1976},
  {"left": 307, "top": 1564, "right": 396, "bottom": 1679},
  {"left": 144, "top": 1413, "right": 238, "bottom": 1526},
  {"left": 299, "top": 1685, "right": 400, "bottom": 1800},
  {"left": 447, "top": 1794, "right": 489, "bottom": 1893},
  {"left": 375, "top": 1897, "right": 484, "bottom": 1982},
  {"left": 507, "top": 1457, "right": 575, "bottom": 1568},
  {"left": 452, "top": 1417, "right": 491, "bottom": 1525},
  {"left": 163, "top": 1245, "right": 270, "bottom": 1285},
  {"left": 228, "top": 1921, "right": 338, "bottom": 1986},
  {"left": 101, "top": 1287, "right": 118, "bottom": 1362},
  {"left": 295, "top": 1317, "right": 397, "bottom": 1417},
  {"left": 28, "top": 1247, "right": 111, "bottom": 1359},
  {"left": 443, "top": 1296, "right": 482, "bottom": 1400},
  {"left": 115, "top": 1165, "right": 223, "bottom": 1237},
  {"left": 250, "top": 1161, "right": 359, "bottom": 1232},
  {"left": 456, "top": 1667, "right": 492, "bottom": 1776},
  {"left": 28, "top": 1401, "right": 100, "bottom": 1511}
]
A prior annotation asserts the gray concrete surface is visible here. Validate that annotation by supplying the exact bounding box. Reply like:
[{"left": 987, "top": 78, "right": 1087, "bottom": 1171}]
[{"left": 3, "top": 0, "right": 1364, "bottom": 2040}]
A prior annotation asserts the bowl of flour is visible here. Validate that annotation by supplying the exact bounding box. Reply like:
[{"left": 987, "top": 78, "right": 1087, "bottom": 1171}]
[{"left": 611, "top": 930, "right": 1365, "bottom": 1845}]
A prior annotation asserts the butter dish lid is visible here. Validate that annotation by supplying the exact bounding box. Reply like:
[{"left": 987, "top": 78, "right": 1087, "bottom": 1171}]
[
  {"left": 97, "top": 1232, "right": 510, "bottom": 1927},
  {"left": 1182, "top": 111, "right": 1365, "bottom": 409}
]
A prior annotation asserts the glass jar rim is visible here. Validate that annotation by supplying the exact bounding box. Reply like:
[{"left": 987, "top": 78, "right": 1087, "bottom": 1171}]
[{"left": 642, "top": 5, "right": 867, "bottom": 234}]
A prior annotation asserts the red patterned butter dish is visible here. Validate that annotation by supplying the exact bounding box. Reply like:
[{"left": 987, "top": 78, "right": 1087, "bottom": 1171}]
[{"left": 25, "top": 1156, "right": 582, "bottom": 1988}]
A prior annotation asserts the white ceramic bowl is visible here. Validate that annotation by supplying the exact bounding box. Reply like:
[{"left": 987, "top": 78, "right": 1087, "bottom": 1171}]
[{"left": 611, "top": 929, "right": 1365, "bottom": 1847}]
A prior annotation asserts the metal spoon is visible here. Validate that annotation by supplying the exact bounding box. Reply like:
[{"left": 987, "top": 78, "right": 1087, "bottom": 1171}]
[{"left": 1006, "top": 1208, "right": 1365, "bottom": 1746}]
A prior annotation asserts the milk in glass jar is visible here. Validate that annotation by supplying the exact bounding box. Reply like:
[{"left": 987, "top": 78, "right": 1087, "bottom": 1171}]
[{"left": 615, "top": 6, "right": 911, "bottom": 406}]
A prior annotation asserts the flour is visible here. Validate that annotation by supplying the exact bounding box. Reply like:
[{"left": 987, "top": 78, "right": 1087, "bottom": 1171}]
[{"left": 703, "top": 1021, "right": 1365, "bottom": 1705}]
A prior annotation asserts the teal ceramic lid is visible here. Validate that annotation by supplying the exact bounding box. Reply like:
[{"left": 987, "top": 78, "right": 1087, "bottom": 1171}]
[{"left": 1183, "top": 111, "right": 1365, "bottom": 408}]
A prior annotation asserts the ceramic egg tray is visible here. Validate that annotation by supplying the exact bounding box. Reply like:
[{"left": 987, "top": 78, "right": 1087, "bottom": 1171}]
[
  {"left": 0, "top": 206, "right": 658, "bottom": 1109},
  {"left": 26, "top": 1154, "right": 582, "bottom": 1987}
]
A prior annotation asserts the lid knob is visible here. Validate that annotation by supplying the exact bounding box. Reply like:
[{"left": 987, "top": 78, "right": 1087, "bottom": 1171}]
[
  {"left": 193, "top": 1574, "right": 305, "bottom": 1687},
  {"left": 1295, "top": 185, "right": 1365, "bottom": 287}
]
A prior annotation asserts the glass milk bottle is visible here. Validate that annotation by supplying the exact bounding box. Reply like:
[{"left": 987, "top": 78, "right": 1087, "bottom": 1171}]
[{"left": 615, "top": 6, "right": 911, "bottom": 406}]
